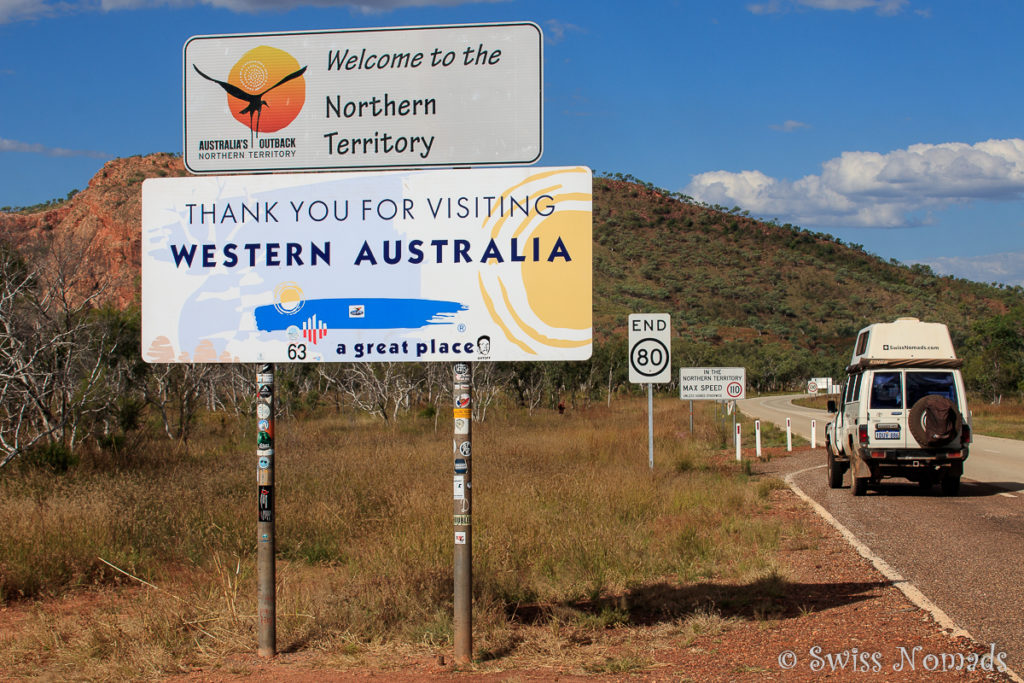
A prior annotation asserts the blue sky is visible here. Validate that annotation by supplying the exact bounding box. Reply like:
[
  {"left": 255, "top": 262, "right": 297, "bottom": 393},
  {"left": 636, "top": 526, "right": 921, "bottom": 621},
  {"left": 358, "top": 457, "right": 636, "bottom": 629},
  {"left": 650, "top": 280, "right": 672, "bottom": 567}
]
[{"left": 2, "top": 0, "right": 1023, "bottom": 285}]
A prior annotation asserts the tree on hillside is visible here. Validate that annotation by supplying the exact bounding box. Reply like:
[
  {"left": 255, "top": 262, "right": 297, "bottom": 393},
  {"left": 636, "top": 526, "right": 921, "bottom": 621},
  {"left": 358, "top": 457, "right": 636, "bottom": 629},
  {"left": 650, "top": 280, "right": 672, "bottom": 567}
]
[
  {"left": 962, "top": 313, "right": 1024, "bottom": 404},
  {"left": 0, "top": 235, "right": 142, "bottom": 468}
]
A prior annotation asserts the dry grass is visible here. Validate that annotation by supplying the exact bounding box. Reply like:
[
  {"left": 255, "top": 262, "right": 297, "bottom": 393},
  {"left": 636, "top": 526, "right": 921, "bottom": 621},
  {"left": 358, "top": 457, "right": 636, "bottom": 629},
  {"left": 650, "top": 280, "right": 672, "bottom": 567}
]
[
  {"left": 969, "top": 397, "right": 1024, "bottom": 440},
  {"left": 0, "top": 397, "right": 806, "bottom": 679}
]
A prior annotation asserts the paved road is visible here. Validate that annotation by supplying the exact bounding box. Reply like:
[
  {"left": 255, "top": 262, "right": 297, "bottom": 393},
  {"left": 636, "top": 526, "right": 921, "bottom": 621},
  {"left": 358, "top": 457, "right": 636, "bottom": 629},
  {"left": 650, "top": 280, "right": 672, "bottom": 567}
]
[
  {"left": 741, "top": 395, "right": 1024, "bottom": 676},
  {"left": 739, "top": 393, "right": 1024, "bottom": 489}
]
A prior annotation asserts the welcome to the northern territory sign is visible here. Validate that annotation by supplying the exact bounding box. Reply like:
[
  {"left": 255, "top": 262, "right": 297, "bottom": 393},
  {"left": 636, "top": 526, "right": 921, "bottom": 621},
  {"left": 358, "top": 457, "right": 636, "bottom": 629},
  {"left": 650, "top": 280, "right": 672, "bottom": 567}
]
[
  {"left": 140, "top": 167, "right": 591, "bottom": 363},
  {"left": 183, "top": 23, "right": 542, "bottom": 174}
]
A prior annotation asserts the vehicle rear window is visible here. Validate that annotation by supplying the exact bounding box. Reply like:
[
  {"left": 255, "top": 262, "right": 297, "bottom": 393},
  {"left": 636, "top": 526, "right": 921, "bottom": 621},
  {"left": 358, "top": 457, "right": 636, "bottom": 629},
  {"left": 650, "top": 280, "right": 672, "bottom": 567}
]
[
  {"left": 906, "top": 371, "right": 957, "bottom": 407},
  {"left": 870, "top": 371, "right": 902, "bottom": 409}
]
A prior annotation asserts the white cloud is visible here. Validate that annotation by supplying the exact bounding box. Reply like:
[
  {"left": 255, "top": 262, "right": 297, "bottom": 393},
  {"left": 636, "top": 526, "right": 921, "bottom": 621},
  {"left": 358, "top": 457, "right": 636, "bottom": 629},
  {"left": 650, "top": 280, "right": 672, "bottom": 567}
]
[
  {"left": 173, "top": 0, "right": 502, "bottom": 12},
  {"left": 1, "top": 0, "right": 499, "bottom": 22},
  {"left": 685, "top": 138, "right": 1024, "bottom": 228},
  {"left": 543, "top": 19, "right": 585, "bottom": 45},
  {"left": 0, "top": 0, "right": 71, "bottom": 23},
  {"left": 770, "top": 119, "right": 809, "bottom": 132},
  {"left": 747, "top": 0, "right": 907, "bottom": 15},
  {"left": 0, "top": 137, "right": 108, "bottom": 158},
  {"left": 923, "top": 251, "right": 1024, "bottom": 288}
]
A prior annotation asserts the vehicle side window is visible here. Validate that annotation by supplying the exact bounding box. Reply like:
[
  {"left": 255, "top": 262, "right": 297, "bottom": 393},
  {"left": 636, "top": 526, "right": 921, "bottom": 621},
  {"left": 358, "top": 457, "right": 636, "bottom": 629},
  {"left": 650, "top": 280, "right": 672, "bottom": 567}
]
[
  {"left": 906, "top": 372, "right": 956, "bottom": 406},
  {"left": 855, "top": 331, "right": 869, "bottom": 356},
  {"left": 851, "top": 373, "right": 862, "bottom": 401},
  {"left": 870, "top": 371, "right": 902, "bottom": 409}
]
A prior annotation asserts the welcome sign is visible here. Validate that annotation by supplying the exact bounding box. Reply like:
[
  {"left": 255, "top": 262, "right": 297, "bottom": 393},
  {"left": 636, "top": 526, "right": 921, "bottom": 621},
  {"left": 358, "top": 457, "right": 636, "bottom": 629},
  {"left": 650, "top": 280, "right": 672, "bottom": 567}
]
[
  {"left": 183, "top": 23, "right": 542, "bottom": 173},
  {"left": 141, "top": 167, "right": 591, "bottom": 363}
]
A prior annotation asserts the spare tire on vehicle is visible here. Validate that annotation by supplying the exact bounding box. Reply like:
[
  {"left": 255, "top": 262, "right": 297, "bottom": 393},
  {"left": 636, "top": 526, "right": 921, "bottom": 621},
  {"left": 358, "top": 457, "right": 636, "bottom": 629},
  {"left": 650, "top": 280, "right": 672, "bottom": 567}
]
[{"left": 908, "top": 395, "right": 960, "bottom": 447}]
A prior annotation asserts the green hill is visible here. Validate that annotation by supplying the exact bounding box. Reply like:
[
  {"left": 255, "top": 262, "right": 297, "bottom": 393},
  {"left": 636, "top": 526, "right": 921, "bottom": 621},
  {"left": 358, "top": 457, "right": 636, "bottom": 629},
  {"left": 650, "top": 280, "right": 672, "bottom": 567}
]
[{"left": 592, "top": 173, "right": 1023, "bottom": 391}]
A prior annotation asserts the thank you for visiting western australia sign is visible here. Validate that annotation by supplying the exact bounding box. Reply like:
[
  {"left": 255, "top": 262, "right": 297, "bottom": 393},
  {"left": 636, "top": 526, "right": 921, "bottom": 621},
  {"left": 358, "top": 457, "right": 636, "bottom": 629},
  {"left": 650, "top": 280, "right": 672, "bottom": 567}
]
[
  {"left": 141, "top": 167, "right": 591, "bottom": 363},
  {"left": 183, "top": 23, "right": 542, "bottom": 173}
]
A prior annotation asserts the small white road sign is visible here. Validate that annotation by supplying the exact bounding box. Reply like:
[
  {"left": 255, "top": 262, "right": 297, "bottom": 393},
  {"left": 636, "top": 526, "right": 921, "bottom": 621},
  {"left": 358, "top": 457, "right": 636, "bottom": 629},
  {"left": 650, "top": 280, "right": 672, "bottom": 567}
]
[
  {"left": 679, "top": 367, "right": 747, "bottom": 400},
  {"left": 628, "top": 313, "right": 671, "bottom": 383}
]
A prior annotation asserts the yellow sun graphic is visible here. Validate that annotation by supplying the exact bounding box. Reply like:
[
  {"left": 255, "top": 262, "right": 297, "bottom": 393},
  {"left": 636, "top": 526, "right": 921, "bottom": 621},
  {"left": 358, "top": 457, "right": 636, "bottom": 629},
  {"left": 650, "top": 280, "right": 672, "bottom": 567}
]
[
  {"left": 476, "top": 167, "right": 592, "bottom": 355},
  {"left": 273, "top": 282, "right": 304, "bottom": 315}
]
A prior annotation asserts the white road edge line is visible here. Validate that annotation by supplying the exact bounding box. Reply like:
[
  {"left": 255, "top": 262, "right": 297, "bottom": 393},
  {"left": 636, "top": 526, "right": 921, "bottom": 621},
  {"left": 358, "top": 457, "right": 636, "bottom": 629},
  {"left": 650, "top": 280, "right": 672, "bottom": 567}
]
[{"left": 784, "top": 464, "right": 1023, "bottom": 683}]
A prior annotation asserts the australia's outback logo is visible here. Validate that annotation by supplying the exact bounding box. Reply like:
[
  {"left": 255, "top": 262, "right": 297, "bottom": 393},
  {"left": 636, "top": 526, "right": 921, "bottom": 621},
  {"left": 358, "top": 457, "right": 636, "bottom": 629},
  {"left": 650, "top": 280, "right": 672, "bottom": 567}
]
[{"left": 193, "top": 45, "right": 307, "bottom": 153}]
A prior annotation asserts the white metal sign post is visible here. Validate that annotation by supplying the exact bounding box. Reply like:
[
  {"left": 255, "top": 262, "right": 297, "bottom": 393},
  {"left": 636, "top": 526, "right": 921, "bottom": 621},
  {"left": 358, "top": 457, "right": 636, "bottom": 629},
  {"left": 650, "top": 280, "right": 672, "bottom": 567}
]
[
  {"left": 628, "top": 314, "right": 671, "bottom": 470},
  {"left": 167, "top": 22, "right": 582, "bottom": 665}
]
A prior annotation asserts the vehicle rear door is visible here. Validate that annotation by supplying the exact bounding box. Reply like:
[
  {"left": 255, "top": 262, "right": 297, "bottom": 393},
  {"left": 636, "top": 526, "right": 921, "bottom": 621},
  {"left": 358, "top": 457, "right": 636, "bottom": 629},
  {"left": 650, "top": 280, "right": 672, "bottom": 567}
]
[
  {"left": 905, "top": 371, "right": 960, "bottom": 448},
  {"left": 867, "top": 370, "right": 907, "bottom": 449}
]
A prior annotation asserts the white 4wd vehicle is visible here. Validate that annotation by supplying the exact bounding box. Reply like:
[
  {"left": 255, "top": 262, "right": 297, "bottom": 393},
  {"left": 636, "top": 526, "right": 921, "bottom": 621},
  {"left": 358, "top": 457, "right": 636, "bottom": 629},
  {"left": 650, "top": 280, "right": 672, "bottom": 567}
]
[{"left": 825, "top": 317, "right": 972, "bottom": 496}]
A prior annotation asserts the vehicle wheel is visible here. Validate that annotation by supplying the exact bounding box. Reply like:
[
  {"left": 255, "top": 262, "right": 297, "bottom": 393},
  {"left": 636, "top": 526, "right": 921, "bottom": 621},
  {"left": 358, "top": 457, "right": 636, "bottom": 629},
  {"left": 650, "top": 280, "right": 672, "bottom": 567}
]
[
  {"left": 827, "top": 451, "right": 844, "bottom": 489},
  {"left": 852, "top": 476, "right": 868, "bottom": 496},
  {"left": 941, "top": 473, "right": 961, "bottom": 496},
  {"left": 908, "top": 395, "right": 960, "bottom": 447}
]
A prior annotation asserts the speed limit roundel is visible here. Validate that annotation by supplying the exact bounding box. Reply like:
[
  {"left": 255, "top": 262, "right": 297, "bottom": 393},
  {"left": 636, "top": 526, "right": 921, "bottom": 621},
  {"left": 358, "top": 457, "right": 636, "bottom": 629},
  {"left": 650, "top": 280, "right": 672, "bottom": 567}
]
[
  {"left": 726, "top": 381, "right": 743, "bottom": 398},
  {"left": 630, "top": 338, "right": 669, "bottom": 377}
]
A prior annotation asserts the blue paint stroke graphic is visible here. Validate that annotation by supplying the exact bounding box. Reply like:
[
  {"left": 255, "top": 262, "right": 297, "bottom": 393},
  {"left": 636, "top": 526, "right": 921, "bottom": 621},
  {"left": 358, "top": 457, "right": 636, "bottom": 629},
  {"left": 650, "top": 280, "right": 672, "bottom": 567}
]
[{"left": 255, "top": 298, "right": 467, "bottom": 331}]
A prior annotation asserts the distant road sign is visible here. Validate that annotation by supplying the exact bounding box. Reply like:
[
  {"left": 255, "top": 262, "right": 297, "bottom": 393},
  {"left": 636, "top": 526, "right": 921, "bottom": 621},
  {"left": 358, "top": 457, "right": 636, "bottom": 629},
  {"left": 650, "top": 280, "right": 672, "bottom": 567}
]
[
  {"left": 183, "top": 22, "right": 542, "bottom": 174},
  {"left": 628, "top": 314, "right": 671, "bottom": 383},
  {"left": 679, "top": 367, "right": 747, "bottom": 400}
]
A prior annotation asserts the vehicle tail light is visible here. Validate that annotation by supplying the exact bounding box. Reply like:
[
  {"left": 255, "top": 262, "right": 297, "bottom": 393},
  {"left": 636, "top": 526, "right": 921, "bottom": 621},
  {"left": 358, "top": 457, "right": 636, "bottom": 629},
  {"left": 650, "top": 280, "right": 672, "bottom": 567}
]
[
  {"left": 948, "top": 451, "right": 963, "bottom": 459},
  {"left": 858, "top": 424, "right": 869, "bottom": 445},
  {"left": 961, "top": 423, "right": 971, "bottom": 445}
]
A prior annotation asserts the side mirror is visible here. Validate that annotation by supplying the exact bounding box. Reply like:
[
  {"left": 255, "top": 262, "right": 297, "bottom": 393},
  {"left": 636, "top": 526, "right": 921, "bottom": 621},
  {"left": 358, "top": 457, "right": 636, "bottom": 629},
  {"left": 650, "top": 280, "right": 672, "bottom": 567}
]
[{"left": 827, "top": 400, "right": 837, "bottom": 414}]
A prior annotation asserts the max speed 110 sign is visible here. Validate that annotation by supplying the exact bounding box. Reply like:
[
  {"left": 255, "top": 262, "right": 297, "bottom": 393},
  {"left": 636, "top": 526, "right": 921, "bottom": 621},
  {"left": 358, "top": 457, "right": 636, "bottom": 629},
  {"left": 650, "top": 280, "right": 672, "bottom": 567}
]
[
  {"left": 141, "top": 166, "right": 592, "bottom": 363},
  {"left": 678, "top": 367, "right": 747, "bottom": 400},
  {"left": 628, "top": 314, "right": 671, "bottom": 383}
]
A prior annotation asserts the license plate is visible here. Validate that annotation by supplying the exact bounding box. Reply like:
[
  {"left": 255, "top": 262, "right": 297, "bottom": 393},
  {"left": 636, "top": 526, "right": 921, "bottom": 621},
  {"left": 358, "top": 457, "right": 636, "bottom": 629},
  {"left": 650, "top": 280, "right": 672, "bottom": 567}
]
[{"left": 875, "top": 430, "right": 900, "bottom": 440}]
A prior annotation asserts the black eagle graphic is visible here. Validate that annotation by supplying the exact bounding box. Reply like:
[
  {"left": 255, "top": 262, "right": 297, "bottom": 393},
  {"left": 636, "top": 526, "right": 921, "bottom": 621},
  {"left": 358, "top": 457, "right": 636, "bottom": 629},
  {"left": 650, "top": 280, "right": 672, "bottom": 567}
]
[{"left": 193, "top": 63, "right": 307, "bottom": 141}]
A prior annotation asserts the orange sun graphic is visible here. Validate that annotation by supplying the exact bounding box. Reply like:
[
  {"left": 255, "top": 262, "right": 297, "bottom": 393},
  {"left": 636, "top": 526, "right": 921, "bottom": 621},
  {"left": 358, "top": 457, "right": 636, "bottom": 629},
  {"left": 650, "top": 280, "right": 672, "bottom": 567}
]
[{"left": 224, "top": 46, "right": 306, "bottom": 133}]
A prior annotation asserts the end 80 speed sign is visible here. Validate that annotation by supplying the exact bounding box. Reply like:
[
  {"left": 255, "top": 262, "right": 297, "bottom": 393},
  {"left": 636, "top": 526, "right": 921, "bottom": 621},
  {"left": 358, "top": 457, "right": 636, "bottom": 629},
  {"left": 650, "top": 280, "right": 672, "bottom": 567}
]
[{"left": 628, "top": 313, "right": 671, "bottom": 383}]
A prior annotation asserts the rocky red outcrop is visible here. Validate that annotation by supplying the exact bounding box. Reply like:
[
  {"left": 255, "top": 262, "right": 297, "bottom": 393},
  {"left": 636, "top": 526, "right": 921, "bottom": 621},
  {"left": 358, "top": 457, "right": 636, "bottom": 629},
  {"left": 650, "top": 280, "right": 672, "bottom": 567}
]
[{"left": 0, "top": 153, "right": 186, "bottom": 309}]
